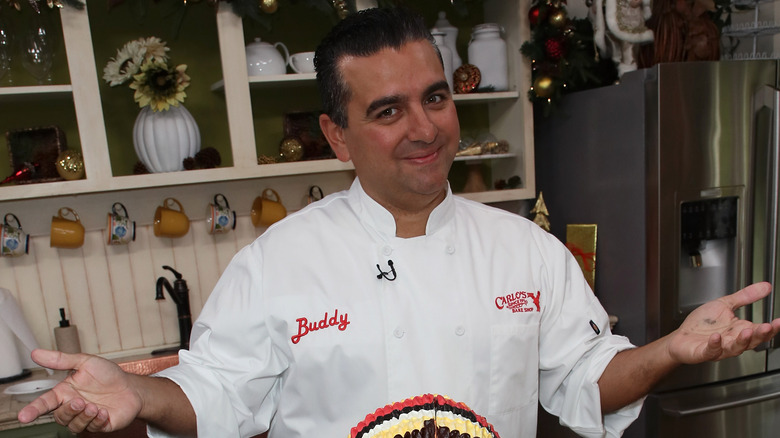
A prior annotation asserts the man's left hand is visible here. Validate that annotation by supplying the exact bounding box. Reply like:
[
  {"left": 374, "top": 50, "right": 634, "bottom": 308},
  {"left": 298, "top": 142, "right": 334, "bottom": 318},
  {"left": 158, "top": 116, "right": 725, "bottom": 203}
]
[{"left": 667, "top": 282, "right": 780, "bottom": 364}]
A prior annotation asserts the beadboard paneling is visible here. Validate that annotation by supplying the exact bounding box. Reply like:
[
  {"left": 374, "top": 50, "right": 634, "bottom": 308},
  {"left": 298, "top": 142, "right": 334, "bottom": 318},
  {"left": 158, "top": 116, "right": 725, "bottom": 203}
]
[{"left": 0, "top": 216, "right": 261, "bottom": 356}]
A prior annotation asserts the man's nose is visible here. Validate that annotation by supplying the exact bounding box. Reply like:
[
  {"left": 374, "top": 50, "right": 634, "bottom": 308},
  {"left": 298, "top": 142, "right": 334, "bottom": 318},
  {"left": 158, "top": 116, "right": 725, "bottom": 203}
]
[{"left": 406, "top": 105, "right": 437, "bottom": 144}]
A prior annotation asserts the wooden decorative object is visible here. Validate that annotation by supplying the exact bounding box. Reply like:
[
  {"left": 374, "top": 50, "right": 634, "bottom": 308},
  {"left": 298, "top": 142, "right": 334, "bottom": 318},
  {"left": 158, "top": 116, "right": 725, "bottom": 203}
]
[
  {"left": 283, "top": 112, "right": 333, "bottom": 160},
  {"left": 5, "top": 125, "right": 67, "bottom": 184}
]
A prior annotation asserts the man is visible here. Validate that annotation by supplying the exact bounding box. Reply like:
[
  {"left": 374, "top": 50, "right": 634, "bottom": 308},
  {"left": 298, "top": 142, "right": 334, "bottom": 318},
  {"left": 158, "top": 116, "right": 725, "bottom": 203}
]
[{"left": 18, "top": 7, "right": 780, "bottom": 438}]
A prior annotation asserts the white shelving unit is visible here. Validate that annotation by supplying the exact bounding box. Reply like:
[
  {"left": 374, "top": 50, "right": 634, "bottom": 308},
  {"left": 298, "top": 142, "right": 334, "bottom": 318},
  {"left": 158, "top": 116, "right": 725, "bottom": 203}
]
[
  {"left": 721, "top": 0, "right": 780, "bottom": 59},
  {"left": 0, "top": 0, "right": 535, "bottom": 233}
]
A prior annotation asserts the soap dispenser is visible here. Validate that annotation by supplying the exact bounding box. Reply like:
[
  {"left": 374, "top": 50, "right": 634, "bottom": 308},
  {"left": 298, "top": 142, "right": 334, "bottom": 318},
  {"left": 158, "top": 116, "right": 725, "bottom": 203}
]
[{"left": 54, "top": 308, "right": 81, "bottom": 354}]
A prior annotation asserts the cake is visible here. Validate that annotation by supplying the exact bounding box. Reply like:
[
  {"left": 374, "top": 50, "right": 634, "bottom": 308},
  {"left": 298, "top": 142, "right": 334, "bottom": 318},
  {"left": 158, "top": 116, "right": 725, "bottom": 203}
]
[{"left": 350, "top": 394, "right": 501, "bottom": 438}]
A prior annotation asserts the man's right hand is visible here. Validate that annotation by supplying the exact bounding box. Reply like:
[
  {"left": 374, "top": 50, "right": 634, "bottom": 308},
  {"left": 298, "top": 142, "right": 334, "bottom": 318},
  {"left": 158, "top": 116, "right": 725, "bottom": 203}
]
[{"left": 17, "top": 349, "right": 143, "bottom": 433}]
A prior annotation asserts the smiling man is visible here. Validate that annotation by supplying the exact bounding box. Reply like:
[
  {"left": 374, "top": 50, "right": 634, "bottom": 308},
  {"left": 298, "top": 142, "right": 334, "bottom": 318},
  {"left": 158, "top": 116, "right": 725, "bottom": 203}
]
[
  {"left": 17, "top": 7, "right": 780, "bottom": 438},
  {"left": 317, "top": 18, "right": 461, "bottom": 238}
]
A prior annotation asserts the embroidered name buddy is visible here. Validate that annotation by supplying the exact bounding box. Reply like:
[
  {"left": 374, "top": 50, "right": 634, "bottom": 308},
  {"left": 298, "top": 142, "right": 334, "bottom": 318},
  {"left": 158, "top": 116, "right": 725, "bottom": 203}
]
[{"left": 291, "top": 309, "right": 350, "bottom": 344}]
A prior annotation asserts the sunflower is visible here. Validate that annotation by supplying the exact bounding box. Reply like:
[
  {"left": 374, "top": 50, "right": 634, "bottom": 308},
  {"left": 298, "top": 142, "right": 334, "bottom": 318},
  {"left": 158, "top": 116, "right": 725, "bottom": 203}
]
[
  {"left": 103, "top": 39, "right": 146, "bottom": 86},
  {"left": 137, "top": 36, "right": 169, "bottom": 63},
  {"left": 129, "top": 60, "right": 191, "bottom": 112}
]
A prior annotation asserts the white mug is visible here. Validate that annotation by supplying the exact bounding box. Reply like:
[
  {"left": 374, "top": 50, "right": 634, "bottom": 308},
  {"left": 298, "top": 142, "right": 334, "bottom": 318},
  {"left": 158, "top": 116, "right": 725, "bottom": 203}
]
[
  {"left": 206, "top": 193, "right": 236, "bottom": 235},
  {"left": 1, "top": 214, "right": 29, "bottom": 257},
  {"left": 289, "top": 51, "right": 315, "bottom": 74},
  {"left": 106, "top": 202, "right": 136, "bottom": 245}
]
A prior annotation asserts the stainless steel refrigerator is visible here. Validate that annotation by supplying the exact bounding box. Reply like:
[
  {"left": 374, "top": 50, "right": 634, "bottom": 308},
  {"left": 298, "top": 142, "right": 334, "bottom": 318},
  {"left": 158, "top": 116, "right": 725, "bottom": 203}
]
[{"left": 534, "top": 61, "right": 780, "bottom": 438}]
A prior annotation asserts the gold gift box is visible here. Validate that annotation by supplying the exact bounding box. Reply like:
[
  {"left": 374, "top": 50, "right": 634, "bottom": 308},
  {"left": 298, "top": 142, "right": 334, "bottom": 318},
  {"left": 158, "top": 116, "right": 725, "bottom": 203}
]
[{"left": 566, "top": 224, "right": 597, "bottom": 292}]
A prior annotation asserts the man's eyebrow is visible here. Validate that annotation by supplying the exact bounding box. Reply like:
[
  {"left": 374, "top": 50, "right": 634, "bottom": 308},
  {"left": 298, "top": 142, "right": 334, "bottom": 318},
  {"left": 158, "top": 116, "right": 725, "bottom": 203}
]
[
  {"left": 424, "top": 80, "right": 450, "bottom": 97},
  {"left": 365, "top": 94, "right": 404, "bottom": 118}
]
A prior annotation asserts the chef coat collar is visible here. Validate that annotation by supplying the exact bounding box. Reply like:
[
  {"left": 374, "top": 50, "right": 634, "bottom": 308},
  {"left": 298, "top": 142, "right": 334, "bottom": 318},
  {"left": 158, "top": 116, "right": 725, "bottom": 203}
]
[{"left": 348, "top": 178, "right": 455, "bottom": 238}]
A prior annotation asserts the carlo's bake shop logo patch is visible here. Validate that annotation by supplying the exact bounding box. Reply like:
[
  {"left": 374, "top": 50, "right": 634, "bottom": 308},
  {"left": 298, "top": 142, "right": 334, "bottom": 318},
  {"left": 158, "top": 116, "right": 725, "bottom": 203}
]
[
  {"left": 495, "top": 291, "right": 541, "bottom": 313},
  {"left": 291, "top": 309, "right": 350, "bottom": 344}
]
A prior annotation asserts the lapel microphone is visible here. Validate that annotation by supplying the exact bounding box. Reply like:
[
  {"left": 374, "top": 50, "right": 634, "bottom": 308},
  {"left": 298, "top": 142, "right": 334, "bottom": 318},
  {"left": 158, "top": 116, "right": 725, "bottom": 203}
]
[{"left": 376, "top": 260, "right": 397, "bottom": 281}]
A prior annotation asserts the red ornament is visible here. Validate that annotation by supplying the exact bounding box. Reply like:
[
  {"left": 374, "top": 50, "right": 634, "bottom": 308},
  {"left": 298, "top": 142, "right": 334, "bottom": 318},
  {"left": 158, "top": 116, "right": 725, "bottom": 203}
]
[
  {"left": 544, "top": 37, "right": 567, "bottom": 61},
  {"left": 528, "top": 5, "right": 541, "bottom": 27},
  {"left": 453, "top": 64, "right": 481, "bottom": 94}
]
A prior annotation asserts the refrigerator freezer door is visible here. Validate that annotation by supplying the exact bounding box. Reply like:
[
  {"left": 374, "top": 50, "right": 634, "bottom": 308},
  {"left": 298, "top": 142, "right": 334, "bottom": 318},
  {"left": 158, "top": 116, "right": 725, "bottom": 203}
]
[{"left": 647, "top": 371, "right": 780, "bottom": 437}]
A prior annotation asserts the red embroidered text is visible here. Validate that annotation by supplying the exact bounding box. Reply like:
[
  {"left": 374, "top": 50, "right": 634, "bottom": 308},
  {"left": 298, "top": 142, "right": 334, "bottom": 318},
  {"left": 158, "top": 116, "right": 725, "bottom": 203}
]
[
  {"left": 291, "top": 309, "right": 350, "bottom": 344},
  {"left": 495, "top": 291, "right": 541, "bottom": 313}
]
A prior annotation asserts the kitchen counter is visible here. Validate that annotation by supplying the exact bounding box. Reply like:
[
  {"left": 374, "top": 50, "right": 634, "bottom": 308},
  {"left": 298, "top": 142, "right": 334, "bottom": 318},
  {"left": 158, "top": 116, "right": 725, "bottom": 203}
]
[
  {"left": 0, "top": 353, "right": 179, "bottom": 435},
  {"left": 0, "top": 369, "right": 67, "bottom": 432}
]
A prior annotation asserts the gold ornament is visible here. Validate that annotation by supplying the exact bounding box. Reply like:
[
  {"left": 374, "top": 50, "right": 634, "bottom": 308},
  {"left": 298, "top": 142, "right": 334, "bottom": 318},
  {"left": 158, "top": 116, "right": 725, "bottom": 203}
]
[
  {"left": 260, "top": 0, "right": 278, "bottom": 14},
  {"left": 530, "top": 191, "right": 551, "bottom": 232},
  {"left": 55, "top": 150, "right": 85, "bottom": 180},
  {"left": 331, "top": 0, "right": 349, "bottom": 19},
  {"left": 279, "top": 137, "right": 304, "bottom": 162},
  {"left": 548, "top": 9, "right": 567, "bottom": 28},
  {"left": 532, "top": 75, "right": 554, "bottom": 98}
]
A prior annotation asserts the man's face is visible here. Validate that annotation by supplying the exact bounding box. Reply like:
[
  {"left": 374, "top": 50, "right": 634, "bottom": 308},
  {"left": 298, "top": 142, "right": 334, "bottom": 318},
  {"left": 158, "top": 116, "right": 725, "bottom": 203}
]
[{"left": 322, "top": 40, "right": 460, "bottom": 211}]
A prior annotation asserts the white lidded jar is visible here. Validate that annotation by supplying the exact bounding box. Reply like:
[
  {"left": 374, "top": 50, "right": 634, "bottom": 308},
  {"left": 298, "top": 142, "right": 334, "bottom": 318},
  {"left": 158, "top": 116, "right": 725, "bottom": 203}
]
[
  {"left": 467, "top": 23, "right": 508, "bottom": 92},
  {"left": 434, "top": 11, "right": 461, "bottom": 69},
  {"left": 430, "top": 28, "right": 454, "bottom": 92}
]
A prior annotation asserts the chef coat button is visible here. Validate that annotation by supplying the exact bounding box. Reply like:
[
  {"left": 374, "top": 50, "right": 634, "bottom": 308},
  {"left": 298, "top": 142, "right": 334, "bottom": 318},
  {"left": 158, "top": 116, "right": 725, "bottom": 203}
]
[
  {"left": 382, "top": 246, "right": 393, "bottom": 256},
  {"left": 455, "top": 326, "right": 465, "bottom": 336},
  {"left": 446, "top": 245, "right": 455, "bottom": 254},
  {"left": 393, "top": 327, "right": 405, "bottom": 338}
]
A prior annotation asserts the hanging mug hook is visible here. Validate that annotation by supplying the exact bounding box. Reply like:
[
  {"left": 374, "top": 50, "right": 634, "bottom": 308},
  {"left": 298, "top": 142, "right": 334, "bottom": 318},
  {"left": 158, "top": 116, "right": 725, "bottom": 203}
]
[
  {"left": 4, "top": 213, "right": 22, "bottom": 229},
  {"left": 112, "top": 202, "right": 129, "bottom": 218},
  {"left": 308, "top": 185, "right": 324, "bottom": 204},
  {"left": 214, "top": 193, "right": 230, "bottom": 209}
]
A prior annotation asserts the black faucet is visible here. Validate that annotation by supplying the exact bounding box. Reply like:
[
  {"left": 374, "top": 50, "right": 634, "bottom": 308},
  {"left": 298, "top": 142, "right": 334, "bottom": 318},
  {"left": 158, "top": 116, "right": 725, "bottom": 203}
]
[{"left": 153, "top": 265, "right": 192, "bottom": 355}]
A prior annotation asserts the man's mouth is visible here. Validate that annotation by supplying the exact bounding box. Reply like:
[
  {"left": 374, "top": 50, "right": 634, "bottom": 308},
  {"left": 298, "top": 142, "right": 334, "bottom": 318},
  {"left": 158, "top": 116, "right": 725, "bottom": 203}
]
[{"left": 405, "top": 147, "right": 441, "bottom": 164}]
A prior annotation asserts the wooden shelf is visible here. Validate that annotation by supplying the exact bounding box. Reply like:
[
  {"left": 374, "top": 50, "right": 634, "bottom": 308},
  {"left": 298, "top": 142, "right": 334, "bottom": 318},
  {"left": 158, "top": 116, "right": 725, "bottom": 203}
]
[
  {"left": 0, "top": 84, "right": 73, "bottom": 102},
  {"left": 0, "top": 159, "right": 356, "bottom": 201},
  {"left": 454, "top": 153, "right": 516, "bottom": 162},
  {"left": 211, "top": 73, "right": 317, "bottom": 92},
  {"left": 211, "top": 74, "right": 520, "bottom": 104}
]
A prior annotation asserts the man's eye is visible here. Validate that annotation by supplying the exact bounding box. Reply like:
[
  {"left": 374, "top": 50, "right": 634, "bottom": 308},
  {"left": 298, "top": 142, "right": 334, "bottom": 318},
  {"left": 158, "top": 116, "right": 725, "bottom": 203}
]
[
  {"left": 378, "top": 108, "right": 398, "bottom": 118},
  {"left": 426, "top": 94, "right": 445, "bottom": 104}
]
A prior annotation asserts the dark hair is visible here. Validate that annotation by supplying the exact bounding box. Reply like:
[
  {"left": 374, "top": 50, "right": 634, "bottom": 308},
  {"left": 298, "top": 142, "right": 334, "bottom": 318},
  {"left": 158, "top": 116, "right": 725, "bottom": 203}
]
[{"left": 314, "top": 7, "right": 438, "bottom": 128}]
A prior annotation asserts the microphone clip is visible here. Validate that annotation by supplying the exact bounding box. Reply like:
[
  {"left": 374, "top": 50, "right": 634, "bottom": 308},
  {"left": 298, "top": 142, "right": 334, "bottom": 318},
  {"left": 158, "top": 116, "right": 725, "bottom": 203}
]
[{"left": 376, "top": 260, "right": 397, "bottom": 281}]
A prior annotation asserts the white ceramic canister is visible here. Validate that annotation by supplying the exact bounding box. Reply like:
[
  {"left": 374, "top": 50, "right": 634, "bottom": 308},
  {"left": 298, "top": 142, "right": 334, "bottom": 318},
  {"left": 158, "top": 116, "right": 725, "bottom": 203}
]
[
  {"left": 434, "top": 11, "right": 461, "bottom": 69},
  {"left": 467, "top": 23, "right": 508, "bottom": 92},
  {"left": 430, "top": 28, "right": 454, "bottom": 92}
]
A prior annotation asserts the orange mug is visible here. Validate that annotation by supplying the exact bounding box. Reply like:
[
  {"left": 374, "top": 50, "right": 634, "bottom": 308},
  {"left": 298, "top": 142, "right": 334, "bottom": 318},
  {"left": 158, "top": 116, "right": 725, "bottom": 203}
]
[
  {"left": 50, "top": 207, "right": 85, "bottom": 249},
  {"left": 154, "top": 198, "right": 190, "bottom": 238},
  {"left": 251, "top": 188, "right": 287, "bottom": 227}
]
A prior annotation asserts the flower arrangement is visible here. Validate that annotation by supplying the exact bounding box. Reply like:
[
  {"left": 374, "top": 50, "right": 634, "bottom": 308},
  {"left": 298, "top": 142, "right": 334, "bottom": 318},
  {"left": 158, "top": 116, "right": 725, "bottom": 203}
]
[{"left": 103, "top": 37, "right": 190, "bottom": 112}]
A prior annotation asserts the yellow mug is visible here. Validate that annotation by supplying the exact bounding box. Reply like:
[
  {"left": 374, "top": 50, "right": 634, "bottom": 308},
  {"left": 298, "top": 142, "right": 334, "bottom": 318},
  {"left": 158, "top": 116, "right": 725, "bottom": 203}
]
[
  {"left": 154, "top": 197, "right": 190, "bottom": 238},
  {"left": 50, "top": 207, "right": 85, "bottom": 249},
  {"left": 251, "top": 188, "right": 287, "bottom": 227}
]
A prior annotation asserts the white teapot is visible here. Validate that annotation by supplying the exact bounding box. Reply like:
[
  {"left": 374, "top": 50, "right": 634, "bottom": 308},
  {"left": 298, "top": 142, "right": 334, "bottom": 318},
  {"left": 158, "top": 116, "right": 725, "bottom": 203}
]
[{"left": 245, "top": 38, "right": 290, "bottom": 76}]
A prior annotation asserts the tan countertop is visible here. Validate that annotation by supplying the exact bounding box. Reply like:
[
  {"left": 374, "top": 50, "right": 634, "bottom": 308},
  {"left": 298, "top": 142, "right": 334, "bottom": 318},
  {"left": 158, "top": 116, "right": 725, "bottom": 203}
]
[
  {"left": 0, "top": 353, "right": 179, "bottom": 433},
  {"left": 0, "top": 369, "right": 64, "bottom": 432}
]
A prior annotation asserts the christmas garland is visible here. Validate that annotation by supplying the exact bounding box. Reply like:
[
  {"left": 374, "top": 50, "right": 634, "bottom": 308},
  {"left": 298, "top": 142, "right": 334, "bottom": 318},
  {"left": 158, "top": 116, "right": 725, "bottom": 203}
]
[
  {"left": 520, "top": 0, "right": 616, "bottom": 116},
  {"left": 2, "top": 0, "right": 84, "bottom": 12}
]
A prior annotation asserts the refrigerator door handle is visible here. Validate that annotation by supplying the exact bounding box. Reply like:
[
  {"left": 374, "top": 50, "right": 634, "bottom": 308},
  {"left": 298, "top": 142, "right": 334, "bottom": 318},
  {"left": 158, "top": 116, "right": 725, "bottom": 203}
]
[
  {"left": 769, "top": 85, "right": 780, "bottom": 349},
  {"left": 660, "top": 386, "right": 780, "bottom": 417},
  {"left": 752, "top": 85, "right": 780, "bottom": 351}
]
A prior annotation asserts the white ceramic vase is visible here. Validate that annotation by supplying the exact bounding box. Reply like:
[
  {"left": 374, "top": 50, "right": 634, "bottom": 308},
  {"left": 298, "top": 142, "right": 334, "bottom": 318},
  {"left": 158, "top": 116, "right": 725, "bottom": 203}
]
[{"left": 132, "top": 104, "right": 201, "bottom": 173}]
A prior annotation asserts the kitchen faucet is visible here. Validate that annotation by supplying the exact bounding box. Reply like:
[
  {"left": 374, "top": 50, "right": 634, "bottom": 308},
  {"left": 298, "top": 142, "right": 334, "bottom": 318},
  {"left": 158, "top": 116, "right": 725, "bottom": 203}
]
[{"left": 153, "top": 265, "right": 192, "bottom": 355}]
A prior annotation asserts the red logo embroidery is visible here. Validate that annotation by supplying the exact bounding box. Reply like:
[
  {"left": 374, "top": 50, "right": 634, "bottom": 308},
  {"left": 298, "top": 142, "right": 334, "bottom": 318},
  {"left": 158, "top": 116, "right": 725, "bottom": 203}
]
[
  {"left": 495, "top": 291, "right": 541, "bottom": 313},
  {"left": 291, "top": 309, "right": 350, "bottom": 344}
]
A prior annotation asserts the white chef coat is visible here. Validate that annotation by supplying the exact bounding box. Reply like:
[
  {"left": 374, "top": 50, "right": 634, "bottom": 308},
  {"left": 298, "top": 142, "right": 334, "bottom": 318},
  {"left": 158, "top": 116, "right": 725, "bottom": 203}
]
[{"left": 152, "top": 179, "right": 643, "bottom": 438}]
